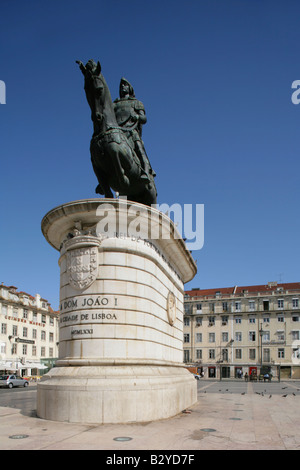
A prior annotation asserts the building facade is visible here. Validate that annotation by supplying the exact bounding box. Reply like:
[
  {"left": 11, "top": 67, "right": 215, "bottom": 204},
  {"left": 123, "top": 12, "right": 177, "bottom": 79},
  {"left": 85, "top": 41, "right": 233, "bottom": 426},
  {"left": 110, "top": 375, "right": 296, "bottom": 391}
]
[
  {"left": 0, "top": 284, "right": 59, "bottom": 377},
  {"left": 184, "top": 282, "right": 300, "bottom": 379}
]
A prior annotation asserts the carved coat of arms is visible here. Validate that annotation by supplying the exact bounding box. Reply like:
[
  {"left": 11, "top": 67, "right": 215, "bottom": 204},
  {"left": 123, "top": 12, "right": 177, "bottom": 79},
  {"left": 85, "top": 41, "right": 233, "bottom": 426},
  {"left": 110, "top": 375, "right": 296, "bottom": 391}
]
[
  {"left": 67, "top": 246, "right": 98, "bottom": 290},
  {"left": 167, "top": 291, "right": 176, "bottom": 326}
]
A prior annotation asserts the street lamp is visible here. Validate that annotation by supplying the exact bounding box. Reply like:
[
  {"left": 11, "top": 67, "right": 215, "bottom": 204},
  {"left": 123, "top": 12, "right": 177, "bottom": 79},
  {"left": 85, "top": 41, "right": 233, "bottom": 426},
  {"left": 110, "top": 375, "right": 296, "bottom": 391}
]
[{"left": 259, "top": 323, "right": 264, "bottom": 369}]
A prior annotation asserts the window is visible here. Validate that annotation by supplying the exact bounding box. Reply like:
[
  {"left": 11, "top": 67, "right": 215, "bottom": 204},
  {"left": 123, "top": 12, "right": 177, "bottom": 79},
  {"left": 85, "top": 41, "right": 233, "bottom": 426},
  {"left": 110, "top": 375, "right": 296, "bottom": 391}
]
[
  {"left": 23, "top": 309, "right": 28, "bottom": 319},
  {"left": 209, "top": 303, "right": 215, "bottom": 313},
  {"left": 292, "top": 316, "right": 299, "bottom": 322},
  {"left": 184, "top": 317, "right": 190, "bottom": 326},
  {"left": 291, "top": 331, "right": 300, "bottom": 341},
  {"left": 12, "top": 343, "right": 17, "bottom": 354},
  {"left": 50, "top": 317, "right": 54, "bottom": 326},
  {"left": 249, "top": 349, "right": 256, "bottom": 360},
  {"left": 276, "top": 330, "right": 285, "bottom": 341},
  {"left": 249, "top": 301, "right": 255, "bottom": 311},
  {"left": 12, "top": 325, "right": 18, "bottom": 336},
  {"left": 222, "top": 349, "right": 228, "bottom": 361},
  {"left": 278, "top": 348, "right": 285, "bottom": 359},
  {"left": 41, "top": 330, "right": 46, "bottom": 341},
  {"left": 1, "top": 323, "right": 7, "bottom": 334},
  {"left": 208, "top": 316, "right": 215, "bottom": 326},
  {"left": 1, "top": 305, "right": 7, "bottom": 315},
  {"left": 196, "top": 349, "right": 202, "bottom": 360},
  {"left": 184, "top": 350, "right": 190, "bottom": 362},
  {"left": 49, "top": 348, "right": 54, "bottom": 358},
  {"left": 263, "top": 316, "right": 270, "bottom": 323},
  {"left": 32, "top": 329, "right": 37, "bottom": 339},
  {"left": 22, "top": 344, "right": 27, "bottom": 355},
  {"left": 184, "top": 334, "right": 190, "bottom": 343},
  {"left": 277, "top": 314, "right": 285, "bottom": 322},
  {"left": 13, "top": 308, "right": 18, "bottom": 318},
  {"left": 262, "top": 331, "right": 270, "bottom": 342},
  {"left": 196, "top": 333, "right": 202, "bottom": 343},
  {"left": 249, "top": 316, "right": 256, "bottom": 324},
  {"left": 196, "top": 303, "right": 202, "bottom": 312},
  {"left": 235, "top": 302, "right": 241, "bottom": 312},
  {"left": 196, "top": 317, "right": 202, "bottom": 326},
  {"left": 222, "top": 332, "right": 229, "bottom": 342},
  {"left": 42, "top": 314, "right": 46, "bottom": 324},
  {"left": 235, "top": 349, "right": 242, "bottom": 359},
  {"left": 235, "top": 332, "right": 242, "bottom": 342},
  {"left": 32, "top": 346, "right": 37, "bottom": 356},
  {"left": 209, "top": 333, "right": 215, "bottom": 343},
  {"left": 263, "top": 300, "right": 269, "bottom": 311},
  {"left": 293, "top": 348, "right": 300, "bottom": 360},
  {"left": 49, "top": 332, "right": 54, "bottom": 342},
  {"left": 222, "top": 302, "right": 228, "bottom": 312},
  {"left": 33, "top": 312, "right": 37, "bottom": 322},
  {"left": 23, "top": 327, "right": 28, "bottom": 338},
  {"left": 249, "top": 331, "right": 256, "bottom": 341},
  {"left": 221, "top": 316, "right": 228, "bottom": 325},
  {"left": 209, "top": 349, "right": 215, "bottom": 359},
  {"left": 263, "top": 349, "right": 270, "bottom": 362},
  {"left": 293, "top": 298, "right": 299, "bottom": 309},
  {"left": 235, "top": 317, "right": 242, "bottom": 324},
  {"left": 278, "top": 299, "right": 284, "bottom": 310},
  {"left": 0, "top": 342, "right": 6, "bottom": 354},
  {"left": 41, "top": 347, "right": 46, "bottom": 357}
]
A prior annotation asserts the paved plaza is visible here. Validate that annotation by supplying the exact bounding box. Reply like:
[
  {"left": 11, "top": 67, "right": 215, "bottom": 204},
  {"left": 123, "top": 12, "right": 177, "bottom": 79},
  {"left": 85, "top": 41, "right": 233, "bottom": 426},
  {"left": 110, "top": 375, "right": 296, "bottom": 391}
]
[{"left": 0, "top": 379, "right": 300, "bottom": 450}]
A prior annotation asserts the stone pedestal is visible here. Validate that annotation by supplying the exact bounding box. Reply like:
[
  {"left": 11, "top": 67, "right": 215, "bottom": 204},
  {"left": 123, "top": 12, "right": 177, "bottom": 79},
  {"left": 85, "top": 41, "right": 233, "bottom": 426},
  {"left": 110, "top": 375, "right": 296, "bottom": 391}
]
[{"left": 37, "top": 199, "right": 197, "bottom": 424}]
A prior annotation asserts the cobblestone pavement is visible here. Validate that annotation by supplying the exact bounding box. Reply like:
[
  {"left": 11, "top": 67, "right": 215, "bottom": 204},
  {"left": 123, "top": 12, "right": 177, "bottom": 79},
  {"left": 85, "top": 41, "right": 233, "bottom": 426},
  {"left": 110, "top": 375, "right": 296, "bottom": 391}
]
[{"left": 0, "top": 380, "right": 300, "bottom": 450}]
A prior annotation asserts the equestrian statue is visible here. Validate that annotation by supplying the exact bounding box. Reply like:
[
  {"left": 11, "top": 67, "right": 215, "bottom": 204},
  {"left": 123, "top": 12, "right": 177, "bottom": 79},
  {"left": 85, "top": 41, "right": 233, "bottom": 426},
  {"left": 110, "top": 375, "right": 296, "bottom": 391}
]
[{"left": 76, "top": 59, "right": 157, "bottom": 206}]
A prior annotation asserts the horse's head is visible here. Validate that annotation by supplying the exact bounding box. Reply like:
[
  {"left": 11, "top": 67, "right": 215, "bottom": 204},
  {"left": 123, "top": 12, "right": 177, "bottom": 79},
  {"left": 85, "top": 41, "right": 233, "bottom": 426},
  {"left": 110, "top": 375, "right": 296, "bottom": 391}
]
[{"left": 81, "top": 59, "right": 117, "bottom": 133}]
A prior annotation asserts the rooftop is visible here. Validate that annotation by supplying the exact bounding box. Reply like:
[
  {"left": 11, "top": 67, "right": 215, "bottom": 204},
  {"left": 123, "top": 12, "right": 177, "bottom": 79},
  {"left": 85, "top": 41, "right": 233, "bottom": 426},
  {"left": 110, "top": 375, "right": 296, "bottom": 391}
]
[
  {"left": 0, "top": 283, "right": 58, "bottom": 314},
  {"left": 185, "top": 282, "right": 300, "bottom": 299}
]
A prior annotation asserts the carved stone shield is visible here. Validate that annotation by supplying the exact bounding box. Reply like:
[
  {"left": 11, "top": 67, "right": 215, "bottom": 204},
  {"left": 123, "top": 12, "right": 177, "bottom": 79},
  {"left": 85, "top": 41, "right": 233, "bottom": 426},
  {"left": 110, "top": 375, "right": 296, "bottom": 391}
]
[
  {"left": 67, "top": 246, "right": 98, "bottom": 290},
  {"left": 167, "top": 291, "right": 176, "bottom": 326}
]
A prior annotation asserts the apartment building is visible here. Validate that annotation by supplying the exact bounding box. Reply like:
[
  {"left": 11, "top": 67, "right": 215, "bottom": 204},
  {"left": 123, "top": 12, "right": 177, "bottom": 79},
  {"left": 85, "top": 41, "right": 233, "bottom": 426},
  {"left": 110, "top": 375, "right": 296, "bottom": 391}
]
[
  {"left": 0, "top": 283, "right": 59, "bottom": 377},
  {"left": 184, "top": 282, "right": 300, "bottom": 379}
]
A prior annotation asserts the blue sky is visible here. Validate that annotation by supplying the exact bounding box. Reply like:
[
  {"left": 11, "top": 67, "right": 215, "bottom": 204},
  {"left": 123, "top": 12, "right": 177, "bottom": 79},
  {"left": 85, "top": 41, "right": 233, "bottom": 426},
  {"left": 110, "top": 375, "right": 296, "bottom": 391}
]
[{"left": 1, "top": 0, "right": 300, "bottom": 310}]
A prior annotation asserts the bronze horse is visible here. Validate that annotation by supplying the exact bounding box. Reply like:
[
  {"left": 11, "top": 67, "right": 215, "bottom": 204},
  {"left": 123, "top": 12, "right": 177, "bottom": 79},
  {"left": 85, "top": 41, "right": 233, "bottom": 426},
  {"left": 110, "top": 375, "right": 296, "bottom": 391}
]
[{"left": 77, "top": 60, "right": 157, "bottom": 206}]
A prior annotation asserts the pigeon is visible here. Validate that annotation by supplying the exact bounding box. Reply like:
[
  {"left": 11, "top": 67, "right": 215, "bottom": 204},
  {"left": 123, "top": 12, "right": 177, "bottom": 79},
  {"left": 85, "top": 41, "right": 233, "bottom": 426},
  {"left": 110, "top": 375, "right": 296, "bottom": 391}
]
[
  {"left": 269, "top": 395, "right": 272, "bottom": 398},
  {"left": 282, "top": 394, "right": 287, "bottom": 397},
  {"left": 282, "top": 387, "right": 287, "bottom": 390},
  {"left": 292, "top": 393, "right": 296, "bottom": 396},
  {"left": 241, "top": 392, "right": 245, "bottom": 395}
]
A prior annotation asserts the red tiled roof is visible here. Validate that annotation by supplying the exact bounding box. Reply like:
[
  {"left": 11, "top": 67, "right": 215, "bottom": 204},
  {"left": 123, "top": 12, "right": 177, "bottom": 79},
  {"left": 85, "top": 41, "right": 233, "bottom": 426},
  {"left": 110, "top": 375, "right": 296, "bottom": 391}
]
[{"left": 185, "top": 282, "right": 300, "bottom": 298}]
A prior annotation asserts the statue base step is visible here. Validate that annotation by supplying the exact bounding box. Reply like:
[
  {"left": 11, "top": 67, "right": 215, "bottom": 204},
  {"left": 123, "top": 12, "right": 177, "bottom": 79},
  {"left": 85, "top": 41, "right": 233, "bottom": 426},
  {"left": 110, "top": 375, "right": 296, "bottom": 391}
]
[{"left": 37, "top": 365, "right": 197, "bottom": 424}]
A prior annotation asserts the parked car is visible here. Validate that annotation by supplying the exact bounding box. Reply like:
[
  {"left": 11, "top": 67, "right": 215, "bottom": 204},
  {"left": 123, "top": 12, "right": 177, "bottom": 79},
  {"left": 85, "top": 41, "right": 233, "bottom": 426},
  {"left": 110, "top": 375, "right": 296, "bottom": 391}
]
[
  {"left": 0, "top": 375, "right": 29, "bottom": 389},
  {"left": 193, "top": 374, "right": 201, "bottom": 380}
]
